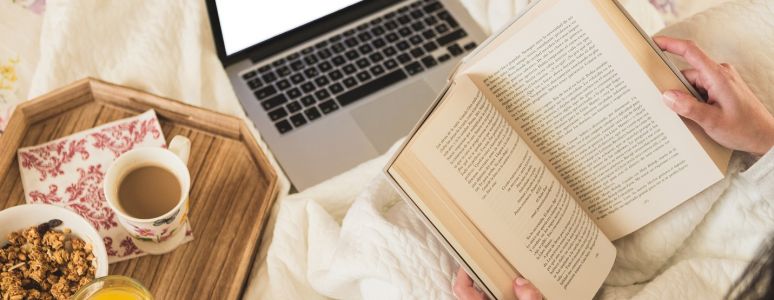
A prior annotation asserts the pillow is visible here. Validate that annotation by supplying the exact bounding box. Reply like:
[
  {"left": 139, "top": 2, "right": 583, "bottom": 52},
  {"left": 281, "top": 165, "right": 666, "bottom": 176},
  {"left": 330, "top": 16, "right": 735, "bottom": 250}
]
[{"left": 655, "top": 0, "right": 774, "bottom": 114}]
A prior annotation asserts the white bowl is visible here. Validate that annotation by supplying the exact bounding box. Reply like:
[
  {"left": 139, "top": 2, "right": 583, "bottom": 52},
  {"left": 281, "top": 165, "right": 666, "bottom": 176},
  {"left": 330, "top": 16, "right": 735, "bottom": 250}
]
[{"left": 0, "top": 204, "right": 109, "bottom": 277}]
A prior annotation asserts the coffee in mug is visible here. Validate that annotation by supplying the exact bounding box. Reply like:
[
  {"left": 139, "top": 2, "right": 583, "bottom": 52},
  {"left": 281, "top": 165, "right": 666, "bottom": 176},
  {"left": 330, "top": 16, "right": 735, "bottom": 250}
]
[{"left": 117, "top": 166, "right": 181, "bottom": 219}]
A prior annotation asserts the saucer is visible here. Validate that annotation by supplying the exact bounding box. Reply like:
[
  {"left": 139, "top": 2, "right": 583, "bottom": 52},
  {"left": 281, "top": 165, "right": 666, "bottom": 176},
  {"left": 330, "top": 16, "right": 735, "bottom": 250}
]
[{"left": 131, "top": 224, "right": 189, "bottom": 255}]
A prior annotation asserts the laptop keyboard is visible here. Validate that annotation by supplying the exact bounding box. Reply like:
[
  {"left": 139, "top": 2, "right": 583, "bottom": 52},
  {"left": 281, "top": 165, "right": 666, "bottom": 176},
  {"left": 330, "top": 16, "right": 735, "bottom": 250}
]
[{"left": 241, "top": 0, "right": 477, "bottom": 135}]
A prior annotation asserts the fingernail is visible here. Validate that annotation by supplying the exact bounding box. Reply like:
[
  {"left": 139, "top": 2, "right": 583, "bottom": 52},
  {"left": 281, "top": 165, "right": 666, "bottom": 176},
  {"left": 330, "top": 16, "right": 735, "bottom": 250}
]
[
  {"left": 662, "top": 91, "right": 677, "bottom": 105},
  {"left": 515, "top": 278, "right": 530, "bottom": 286}
]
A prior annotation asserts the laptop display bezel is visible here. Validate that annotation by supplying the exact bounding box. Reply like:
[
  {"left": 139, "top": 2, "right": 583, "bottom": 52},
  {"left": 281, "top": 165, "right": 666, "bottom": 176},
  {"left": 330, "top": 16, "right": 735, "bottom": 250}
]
[{"left": 206, "top": 0, "right": 403, "bottom": 67}]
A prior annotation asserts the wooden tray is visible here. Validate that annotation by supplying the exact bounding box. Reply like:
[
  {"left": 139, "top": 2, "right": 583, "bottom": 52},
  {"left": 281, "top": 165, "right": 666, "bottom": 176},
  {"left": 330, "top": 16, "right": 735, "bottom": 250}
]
[{"left": 0, "top": 78, "right": 278, "bottom": 299}]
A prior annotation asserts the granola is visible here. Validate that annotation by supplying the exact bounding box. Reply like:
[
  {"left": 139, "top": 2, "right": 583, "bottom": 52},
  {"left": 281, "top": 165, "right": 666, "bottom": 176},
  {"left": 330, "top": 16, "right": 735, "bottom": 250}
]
[{"left": 0, "top": 220, "right": 96, "bottom": 300}]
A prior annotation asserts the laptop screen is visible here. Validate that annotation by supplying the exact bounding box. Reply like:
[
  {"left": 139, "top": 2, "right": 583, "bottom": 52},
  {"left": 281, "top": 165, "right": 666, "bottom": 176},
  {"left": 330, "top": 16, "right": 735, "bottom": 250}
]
[{"left": 216, "top": 0, "right": 363, "bottom": 56}]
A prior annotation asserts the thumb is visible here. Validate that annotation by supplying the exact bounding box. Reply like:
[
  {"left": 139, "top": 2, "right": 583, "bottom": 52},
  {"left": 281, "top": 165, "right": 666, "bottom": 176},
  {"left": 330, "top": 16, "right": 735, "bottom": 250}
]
[
  {"left": 662, "top": 90, "right": 717, "bottom": 126},
  {"left": 513, "top": 278, "right": 542, "bottom": 300}
]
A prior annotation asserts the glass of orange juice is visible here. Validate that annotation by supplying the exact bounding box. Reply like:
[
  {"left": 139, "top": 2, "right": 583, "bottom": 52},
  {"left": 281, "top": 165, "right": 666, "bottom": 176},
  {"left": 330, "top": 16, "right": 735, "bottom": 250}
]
[{"left": 72, "top": 275, "right": 153, "bottom": 300}]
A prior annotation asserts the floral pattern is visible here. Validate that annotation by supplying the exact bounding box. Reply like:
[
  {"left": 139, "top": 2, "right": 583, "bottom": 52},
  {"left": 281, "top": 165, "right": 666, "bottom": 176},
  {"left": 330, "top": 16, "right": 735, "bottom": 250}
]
[{"left": 17, "top": 110, "right": 193, "bottom": 263}]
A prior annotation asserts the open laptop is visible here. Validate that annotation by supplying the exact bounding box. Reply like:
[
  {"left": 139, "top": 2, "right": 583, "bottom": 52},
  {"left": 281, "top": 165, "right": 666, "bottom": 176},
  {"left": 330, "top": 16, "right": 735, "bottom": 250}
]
[{"left": 206, "top": 0, "right": 486, "bottom": 190}]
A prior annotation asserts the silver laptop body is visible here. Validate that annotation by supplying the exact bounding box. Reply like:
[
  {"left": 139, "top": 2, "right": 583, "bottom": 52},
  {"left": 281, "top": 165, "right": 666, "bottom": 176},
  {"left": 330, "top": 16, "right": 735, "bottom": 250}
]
[{"left": 207, "top": 0, "right": 486, "bottom": 190}]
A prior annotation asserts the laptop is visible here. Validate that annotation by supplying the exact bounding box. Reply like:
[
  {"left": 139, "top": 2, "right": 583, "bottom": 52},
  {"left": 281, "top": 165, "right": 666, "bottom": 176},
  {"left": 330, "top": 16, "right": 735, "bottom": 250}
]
[{"left": 206, "top": 0, "right": 486, "bottom": 190}]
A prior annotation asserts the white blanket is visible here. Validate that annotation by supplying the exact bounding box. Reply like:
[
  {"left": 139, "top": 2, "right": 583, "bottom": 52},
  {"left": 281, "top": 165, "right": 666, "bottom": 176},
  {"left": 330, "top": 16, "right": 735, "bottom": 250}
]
[{"left": 259, "top": 1, "right": 774, "bottom": 299}]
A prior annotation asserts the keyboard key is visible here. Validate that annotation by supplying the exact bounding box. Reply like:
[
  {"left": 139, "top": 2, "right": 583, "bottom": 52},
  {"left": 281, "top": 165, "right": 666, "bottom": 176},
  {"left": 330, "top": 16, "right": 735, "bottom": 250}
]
[
  {"left": 290, "top": 60, "right": 305, "bottom": 71},
  {"left": 436, "top": 29, "right": 467, "bottom": 46},
  {"left": 254, "top": 85, "right": 277, "bottom": 100},
  {"left": 319, "top": 61, "right": 333, "bottom": 72},
  {"left": 371, "top": 26, "right": 385, "bottom": 36},
  {"left": 275, "top": 119, "right": 293, "bottom": 134},
  {"left": 301, "top": 46, "right": 314, "bottom": 54},
  {"left": 304, "top": 54, "right": 319, "bottom": 65},
  {"left": 383, "top": 46, "right": 398, "bottom": 57},
  {"left": 405, "top": 61, "right": 424, "bottom": 75},
  {"left": 409, "top": 35, "right": 423, "bottom": 45},
  {"left": 258, "top": 65, "right": 271, "bottom": 73},
  {"left": 421, "top": 56, "right": 438, "bottom": 68},
  {"left": 301, "top": 82, "right": 315, "bottom": 93},
  {"left": 345, "top": 37, "right": 359, "bottom": 47},
  {"left": 262, "top": 72, "right": 278, "bottom": 83},
  {"left": 436, "top": 23, "right": 449, "bottom": 34},
  {"left": 398, "top": 27, "right": 412, "bottom": 36},
  {"left": 358, "top": 44, "right": 374, "bottom": 54},
  {"left": 276, "top": 79, "right": 291, "bottom": 90},
  {"left": 370, "top": 17, "right": 383, "bottom": 25},
  {"left": 287, "top": 88, "right": 302, "bottom": 99},
  {"left": 300, "top": 95, "right": 316, "bottom": 107},
  {"left": 319, "top": 99, "right": 340, "bottom": 114},
  {"left": 242, "top": 71, "right": 257, "bottom": 80},
  {"left": 423, "top": 41, "right": 438, "bottom": 52},
  {"left": 318, "top": 49, "right": 332, "bottom": 60},
  {"left": 410, "top": 10, "right": 424, "bottom": 19},
  {"left": 305, "top": 107, "right": 322, "bottom": 121},
  {"left": 397, "top": 15, "right": 410, "bottom": 24},
  {"left": 287, "top": 101, "right": 303, "bottom": 113},
  {"left": 384, "top": 58, "right": 399, "bottom": 70},
  {"left": 398, "top": 6, "right": 409, "bottom": 13},
  {"left": 423, "top": 2, "right": 443, "bottom": 13},
  {"left": 370, "top": 65, "right": 386, "bottom": 76},
  {"left": 437, "top": 54, "right": 451, "bottom": 62},
  {"left": 448, "top": 43, "right": 464, "bottom": 56},
  {"left": 247, "top": 78, "right": 263, "bottom": 90},
  {"left": 337, "top": 70, "right": 407, "bottom": 106},
  {"left": 291, "top": 74, "right": 304, "bottom": 84},
  {"left": 315, "top": 41, "right": 328, "bottom": 49},
  {"left": 369, "top": 52, "right": 384, "bottom": 63},
  {"left": 268, "top": 107, "right": 288, "bottom": 121},
  {"left": 385, "top": 20, "right": 398, "bottom": 30},
  {"left": 329, "top": 82, "right": 344, "bottom": 94},
  {"left": 287, "top": 52, "right": 300, "bottom": 60},
  {"left": 464, "top": 42, "right": 477, "bottom": 51},
  {"left": 276, "top": 66, "right": 291, "bottom": 77},
  {"left": 396, "top": 41, "right": 410, "bottom": 51},
  {"left": 345, "top": 50, "right": 360, "bottom": 60},
  {"left": 331, "top": 42, "right": 345, "bottom": 53},
  {"left": 397, "top": 53, "right": 412, "bottom": 64},
  {"left": 315, "top": 89, "right": 331, "bottom": 100},
  {"left": 356, "top": 23, "right": 369, "bottom": 31},
  {"left": 343, "top": 64, "right": 357, "bottom": 74},
  {"left": 385, "top": 32, "right": 399, "bottom": 42},
  {"left": 373, "top": 38, "right": 386, "bottom": 49},
  {"left": 357, "top": 71, "right": 372, "bottom": 82},
  {"left": 358, "top": 32, "right": 373, "bottom": 42},
  {"left": 410, "top": 47, "right": 425, "bottom": 58},
  {"left": 314, "top": 76, "right": 330, "bottom": 87},
  {"left": 356, "top": 58, "right": 371, "bottom": 68},
  {"left": 424, "top": 15, "right": 438, "bottom": 26},
  {"left": 329, "top": 70, "right": 344, "bottom": 81},
  {"left": 272, "top": 58, "right": 287, "bottom": 67},
  {"left": 304, "top": 67, "right": 319, "bottom": 78},
  {"left": 332, "top": 55, "right": 346, "bottom": 66},
  {"left": 422, "top": 29, "right": 436, "bottom": 40},
  {"left": 411, "top": 22, "right": 425, "bottom": 32},
  {"left": 343, "top": 77, "right": 358, "bottom": 88},
  {"left": 330, "top": 34, "right": 342, "bottom": 43},
  {"left": 343, "top": 28, "right": 356, "bottom": 37},
  {"left": 290, "top": 113, "right": 307, "bottom": 127},
  {"left": 262, "top": 94, "right": 288, "bottom": 111}
]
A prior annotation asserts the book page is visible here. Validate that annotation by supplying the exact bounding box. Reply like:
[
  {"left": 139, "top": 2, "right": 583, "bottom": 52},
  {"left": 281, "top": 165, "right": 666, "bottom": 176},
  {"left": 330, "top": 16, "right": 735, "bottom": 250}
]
[
  {"left": 463, "top": 0, "right": 725, "bottom": 240},
  {"left": 405, "top": 77, "right": 615, "bottom": 300}
]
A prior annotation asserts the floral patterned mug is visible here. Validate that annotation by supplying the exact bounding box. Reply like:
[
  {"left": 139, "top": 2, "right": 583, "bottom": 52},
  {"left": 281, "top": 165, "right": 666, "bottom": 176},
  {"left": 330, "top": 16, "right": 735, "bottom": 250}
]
[{"left": 103, "top": 136, "right": 191, "bottom": 255}]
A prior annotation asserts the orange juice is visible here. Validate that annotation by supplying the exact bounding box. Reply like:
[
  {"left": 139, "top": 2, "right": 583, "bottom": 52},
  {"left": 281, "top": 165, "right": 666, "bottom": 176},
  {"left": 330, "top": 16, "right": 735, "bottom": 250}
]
[
  {"left": 73, "top": 276, "right": 152, "bottom": 300},
  {"left": 89, "top": 288, "right": 149, "bottom": 300}
]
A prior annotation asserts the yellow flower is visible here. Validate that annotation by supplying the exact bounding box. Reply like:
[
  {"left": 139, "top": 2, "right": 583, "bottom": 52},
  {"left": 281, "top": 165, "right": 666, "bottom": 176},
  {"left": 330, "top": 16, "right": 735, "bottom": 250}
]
[{"left": 0, "top": 57, "right": 20, "bottom": 91}]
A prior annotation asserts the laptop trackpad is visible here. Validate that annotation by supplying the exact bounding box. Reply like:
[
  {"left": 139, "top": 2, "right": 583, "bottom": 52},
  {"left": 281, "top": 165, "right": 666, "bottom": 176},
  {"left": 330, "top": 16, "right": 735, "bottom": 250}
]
[{"left": 351, "top": 81, "right": 437, "bottom": 153}]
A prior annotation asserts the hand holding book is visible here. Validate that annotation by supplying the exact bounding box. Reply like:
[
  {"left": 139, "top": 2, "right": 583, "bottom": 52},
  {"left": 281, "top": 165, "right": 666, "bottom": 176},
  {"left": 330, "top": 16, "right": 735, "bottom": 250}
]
[{"left": 655, "top": 36, "right": 774, "bottom": 156}]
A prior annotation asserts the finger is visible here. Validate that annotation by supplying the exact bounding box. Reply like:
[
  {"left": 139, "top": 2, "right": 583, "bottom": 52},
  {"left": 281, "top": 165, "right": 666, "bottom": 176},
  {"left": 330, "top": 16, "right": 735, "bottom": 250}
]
[
  {"left": 681, "top": 69, "right": 702, "bottom": 87},
  {"left": 453, "top": 268, "right": 486, "bottom": 300},
  {"left": 662, "top": 90, "right": 719, "bottom": 127},
  {"left": 653, "top": 36, "right": 719, "bottom": 76},
  {"left": 513, "top": 277, "right": 543, "bottom": 300}
]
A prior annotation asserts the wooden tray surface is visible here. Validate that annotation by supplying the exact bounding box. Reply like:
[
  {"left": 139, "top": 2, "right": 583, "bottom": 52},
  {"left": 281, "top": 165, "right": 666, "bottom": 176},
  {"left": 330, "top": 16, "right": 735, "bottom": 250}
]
[{"left": 0, "top": 78, "right": 278, "bottom": 299}]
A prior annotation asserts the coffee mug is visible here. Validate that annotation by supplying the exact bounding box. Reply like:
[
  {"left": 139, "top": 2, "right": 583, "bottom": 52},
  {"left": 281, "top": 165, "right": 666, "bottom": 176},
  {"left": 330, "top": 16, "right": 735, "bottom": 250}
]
[{"left": 104, "top": 136, "right": 191, "bottom": 254}]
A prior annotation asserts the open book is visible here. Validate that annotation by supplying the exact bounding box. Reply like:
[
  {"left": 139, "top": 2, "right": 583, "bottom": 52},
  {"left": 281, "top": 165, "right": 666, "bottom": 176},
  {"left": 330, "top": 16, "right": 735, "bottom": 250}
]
[{"left": 384, "top": 0, "right": 732, "bottom": 299}]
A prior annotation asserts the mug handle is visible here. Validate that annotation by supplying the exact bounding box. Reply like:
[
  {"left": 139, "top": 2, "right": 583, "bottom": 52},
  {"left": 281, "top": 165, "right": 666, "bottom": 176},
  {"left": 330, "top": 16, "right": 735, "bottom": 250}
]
[{"left": 168, "top": 136, "right": 191, "bottom": 165}]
